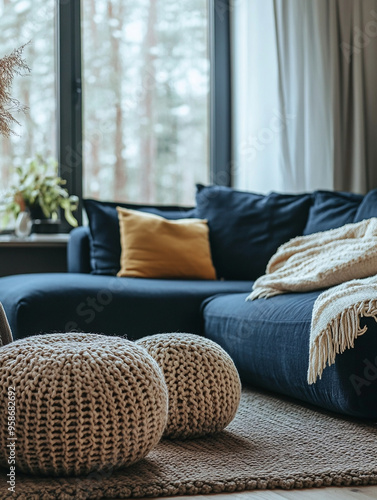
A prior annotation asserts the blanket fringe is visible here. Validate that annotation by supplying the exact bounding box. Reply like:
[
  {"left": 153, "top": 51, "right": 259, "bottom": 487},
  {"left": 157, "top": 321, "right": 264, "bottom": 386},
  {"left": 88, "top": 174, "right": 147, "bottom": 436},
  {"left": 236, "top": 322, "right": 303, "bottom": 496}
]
[{"left": 307, "top": 300, "right": 377, "bottom": 384}]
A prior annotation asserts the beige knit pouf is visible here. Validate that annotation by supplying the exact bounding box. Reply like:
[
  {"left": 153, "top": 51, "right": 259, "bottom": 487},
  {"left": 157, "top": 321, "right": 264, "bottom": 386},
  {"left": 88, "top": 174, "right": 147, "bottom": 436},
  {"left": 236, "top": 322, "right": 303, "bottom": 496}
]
[
  {"left": 0, "top": 333, "right": 168, "bottom": 476},
  {"left": 136, "top": 333, "right": 241, "bottom": 439}
]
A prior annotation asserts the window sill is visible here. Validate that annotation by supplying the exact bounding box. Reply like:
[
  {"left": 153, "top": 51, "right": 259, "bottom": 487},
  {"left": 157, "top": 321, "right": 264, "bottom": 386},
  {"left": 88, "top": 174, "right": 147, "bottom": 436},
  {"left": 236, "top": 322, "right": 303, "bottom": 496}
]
[{"left": 0, "top": 233, "right": 69, "bottom": 248}]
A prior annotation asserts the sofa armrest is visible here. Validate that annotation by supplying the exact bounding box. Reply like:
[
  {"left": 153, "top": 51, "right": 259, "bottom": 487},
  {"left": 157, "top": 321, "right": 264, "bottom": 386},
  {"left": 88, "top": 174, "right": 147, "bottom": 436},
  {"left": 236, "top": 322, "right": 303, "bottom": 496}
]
[{"left": 67, "top": 226, "right": 92, "bottom": 274}]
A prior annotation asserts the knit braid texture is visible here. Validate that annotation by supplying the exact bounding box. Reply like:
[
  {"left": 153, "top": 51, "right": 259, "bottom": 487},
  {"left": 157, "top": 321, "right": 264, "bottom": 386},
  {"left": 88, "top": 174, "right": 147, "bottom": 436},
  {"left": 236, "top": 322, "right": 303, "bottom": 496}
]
[
  {"left": 136, "top": 333, "right": 241, "bottom": 439},
  {"left": 0, "top": 333, "right": 168, "bottom": 477}
]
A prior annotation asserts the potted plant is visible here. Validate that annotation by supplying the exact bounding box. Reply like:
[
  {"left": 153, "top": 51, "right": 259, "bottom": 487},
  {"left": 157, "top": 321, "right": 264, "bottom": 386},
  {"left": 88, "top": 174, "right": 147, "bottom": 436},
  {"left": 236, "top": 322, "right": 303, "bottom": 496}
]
[{"left": 1, "top": 155, "right": 79, "bottom": 236}]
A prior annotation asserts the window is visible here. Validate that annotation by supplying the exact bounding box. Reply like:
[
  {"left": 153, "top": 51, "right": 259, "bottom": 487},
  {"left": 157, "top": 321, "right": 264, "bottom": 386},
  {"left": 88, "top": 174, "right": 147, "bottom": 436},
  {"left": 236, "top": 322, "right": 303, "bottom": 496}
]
[
  {"left": 0, "top": 0, "right": 57, "bottom": 193},
  {"left": 1, "top": 0, "right": 231, "bottom": 230},
  {"left": 81, "top": 0, "right": 210, "bottom": 205}
]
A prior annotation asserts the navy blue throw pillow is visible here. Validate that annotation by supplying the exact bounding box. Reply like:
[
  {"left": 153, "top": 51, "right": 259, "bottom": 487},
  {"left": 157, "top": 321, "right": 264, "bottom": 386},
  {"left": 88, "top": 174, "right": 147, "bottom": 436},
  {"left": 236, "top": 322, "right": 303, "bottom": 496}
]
[
  {"left": 195, "top": 185, "right": 312, "bottom": 281},
  {"left": 84, "top": 199, "right": 195, "bottom": 275},
  {"left": 303, "top": 190, "right": 363, "bottom": 235},
  {"left": 354, "top": 189, "right": 377, "bottom": 222}
]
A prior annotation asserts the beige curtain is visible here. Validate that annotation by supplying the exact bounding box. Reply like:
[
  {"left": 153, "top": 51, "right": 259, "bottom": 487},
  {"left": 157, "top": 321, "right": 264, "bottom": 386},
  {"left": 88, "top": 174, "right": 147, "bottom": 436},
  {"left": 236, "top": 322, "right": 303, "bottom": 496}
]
[
  {"left": 332, "top": 0, "right": 377, "bottom": 192},
  {"left": 232, "top": 0, "right": 377, "bottom": 194}
]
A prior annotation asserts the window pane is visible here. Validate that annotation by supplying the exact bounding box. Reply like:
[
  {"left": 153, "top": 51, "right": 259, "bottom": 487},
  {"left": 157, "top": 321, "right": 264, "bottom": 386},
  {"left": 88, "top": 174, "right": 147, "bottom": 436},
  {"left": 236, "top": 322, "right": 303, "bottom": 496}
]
[
  {"left": 0, "top": 0, "right": 57, "bottom": 194},
  {"left": 81, "top": 0, "right": 209, "bottom": 205}
]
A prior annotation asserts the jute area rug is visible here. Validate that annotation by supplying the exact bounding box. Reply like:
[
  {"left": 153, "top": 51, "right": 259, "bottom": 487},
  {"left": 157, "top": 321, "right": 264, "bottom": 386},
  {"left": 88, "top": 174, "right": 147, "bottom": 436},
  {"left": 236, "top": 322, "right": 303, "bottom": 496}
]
[{"left": 2, "top": 387, "right": 377, "bottom": 500}]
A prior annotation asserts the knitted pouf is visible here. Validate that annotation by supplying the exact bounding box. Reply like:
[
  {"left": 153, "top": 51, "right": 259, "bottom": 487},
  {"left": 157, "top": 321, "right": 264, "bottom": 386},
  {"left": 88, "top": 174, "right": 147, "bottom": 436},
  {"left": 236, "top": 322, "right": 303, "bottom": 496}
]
[
  {"left": 136, "top": 333, "right": 241, "bottom": 439},
  {"left": 0, "top": 333, "right": 168, "bottom": 476}
]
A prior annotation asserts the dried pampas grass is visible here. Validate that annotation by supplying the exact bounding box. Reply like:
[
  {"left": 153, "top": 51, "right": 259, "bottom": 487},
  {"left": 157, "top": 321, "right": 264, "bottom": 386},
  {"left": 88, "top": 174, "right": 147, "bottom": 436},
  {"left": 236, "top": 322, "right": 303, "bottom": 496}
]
[{"left": 0, "top": 43, "right": 30, "bottom": 137}]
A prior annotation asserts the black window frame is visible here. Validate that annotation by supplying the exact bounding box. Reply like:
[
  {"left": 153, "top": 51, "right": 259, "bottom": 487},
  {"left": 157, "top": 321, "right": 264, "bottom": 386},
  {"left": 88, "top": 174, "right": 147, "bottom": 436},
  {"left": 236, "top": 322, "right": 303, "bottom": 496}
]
[
  {"left": 57, "top": 0, "right": 83, "bottom": 230},
  {"left": 210, "top": 0, "right": 232, "bottom": 187},
  {"left": 57, "top": 0, "right": 232, "bottom": 232}
]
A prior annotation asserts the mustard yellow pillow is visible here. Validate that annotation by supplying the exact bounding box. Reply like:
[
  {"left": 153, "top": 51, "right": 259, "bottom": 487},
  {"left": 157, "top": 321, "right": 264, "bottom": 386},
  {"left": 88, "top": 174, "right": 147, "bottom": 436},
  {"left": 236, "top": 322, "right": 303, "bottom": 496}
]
[{"left": 116, "top": 207, "right": 216, "bottom": 280}]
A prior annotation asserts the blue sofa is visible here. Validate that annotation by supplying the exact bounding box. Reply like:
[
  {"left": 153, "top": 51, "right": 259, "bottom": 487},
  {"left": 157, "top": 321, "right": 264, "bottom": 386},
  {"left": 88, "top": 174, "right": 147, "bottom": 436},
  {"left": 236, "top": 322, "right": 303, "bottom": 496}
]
[{"left": 1, "top": 185, "right": 377, "bottom": 419}]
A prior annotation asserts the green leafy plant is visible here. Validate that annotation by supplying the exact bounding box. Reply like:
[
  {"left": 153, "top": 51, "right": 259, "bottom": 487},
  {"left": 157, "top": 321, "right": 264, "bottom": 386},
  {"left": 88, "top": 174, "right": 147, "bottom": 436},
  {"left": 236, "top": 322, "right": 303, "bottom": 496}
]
[{"left": 1, "top": 155, "right": 79, "bottom": 227}]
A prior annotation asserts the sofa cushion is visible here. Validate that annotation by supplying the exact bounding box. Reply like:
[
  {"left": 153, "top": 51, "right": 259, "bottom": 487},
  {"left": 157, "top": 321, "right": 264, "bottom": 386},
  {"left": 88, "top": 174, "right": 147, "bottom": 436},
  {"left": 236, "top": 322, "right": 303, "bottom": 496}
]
[
  {"left": 195, "top": 185, "right": 312, "bottom": 280},
  {"left": 117, "top": 208, "right": 216, "bottom": 280},
  {"left": 84, "top": 199, "right": 195, "bottom": 276},
  {"left": 354, "top": 189, "right": 377, "bottom": 222},
  {"left": 303, "top": 190, "right": 363, "bottom": 235},
  {"left": 0, "top": 274, "right": 252, "bottom": 341},
  {"left": 202, "top": 292, "right": 377, "bottom": 418}
]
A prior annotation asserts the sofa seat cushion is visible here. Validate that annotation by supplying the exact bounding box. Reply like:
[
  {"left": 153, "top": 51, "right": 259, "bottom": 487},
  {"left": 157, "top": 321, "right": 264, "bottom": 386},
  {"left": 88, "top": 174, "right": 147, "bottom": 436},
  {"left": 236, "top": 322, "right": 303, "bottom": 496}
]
[
  {"left": 0, "top": 274, "right": 252, "bottom": 341},
  {"left": 202, "top": 292, "right": 377, "bottom": 418}
]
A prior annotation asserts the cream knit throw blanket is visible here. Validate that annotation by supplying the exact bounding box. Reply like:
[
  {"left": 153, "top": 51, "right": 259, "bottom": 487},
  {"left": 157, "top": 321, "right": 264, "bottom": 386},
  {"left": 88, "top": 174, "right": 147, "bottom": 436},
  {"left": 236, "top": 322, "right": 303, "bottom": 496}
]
[{"left": 246, "top": 218, "right": 377, "bottom": 384}]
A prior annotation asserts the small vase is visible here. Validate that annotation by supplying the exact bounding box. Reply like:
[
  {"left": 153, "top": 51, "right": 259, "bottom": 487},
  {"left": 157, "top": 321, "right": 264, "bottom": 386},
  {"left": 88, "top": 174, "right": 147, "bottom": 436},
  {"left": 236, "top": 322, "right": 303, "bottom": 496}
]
[{"left": 14, "top": 211, "right": 32, "bottom": 238}]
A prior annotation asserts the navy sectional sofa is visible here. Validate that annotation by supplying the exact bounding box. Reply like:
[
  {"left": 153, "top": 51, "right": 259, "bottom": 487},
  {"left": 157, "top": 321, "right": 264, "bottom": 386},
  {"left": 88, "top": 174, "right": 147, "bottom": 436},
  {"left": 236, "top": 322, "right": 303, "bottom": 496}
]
[{"left": 1, "top": 185, "right": 377, "bottom": 419}]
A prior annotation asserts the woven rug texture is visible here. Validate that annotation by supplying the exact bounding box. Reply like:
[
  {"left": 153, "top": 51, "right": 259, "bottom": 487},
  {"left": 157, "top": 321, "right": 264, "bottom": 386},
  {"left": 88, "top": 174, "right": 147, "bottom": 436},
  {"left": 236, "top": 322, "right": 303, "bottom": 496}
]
[{"left": 1, "top": 387, "right": 377, "bottom": 499}]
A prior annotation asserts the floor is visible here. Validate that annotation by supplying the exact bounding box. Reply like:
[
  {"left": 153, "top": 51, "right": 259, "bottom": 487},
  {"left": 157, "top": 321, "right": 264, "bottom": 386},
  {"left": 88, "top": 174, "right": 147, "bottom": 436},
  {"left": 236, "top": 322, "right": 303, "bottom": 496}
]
[{"left": 130, "top": 487, "right": 377, "bottom": 500}]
